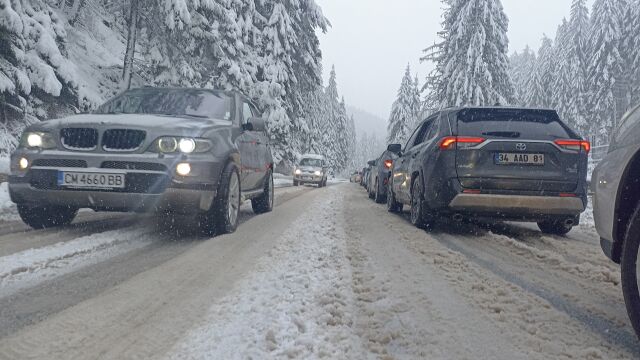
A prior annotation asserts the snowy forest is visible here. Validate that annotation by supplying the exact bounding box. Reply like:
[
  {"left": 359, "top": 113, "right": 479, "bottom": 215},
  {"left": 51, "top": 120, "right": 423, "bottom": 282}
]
[
  {"left": 387, "top": 0, "right": 640, "bottom": 149},
  {"left": 0, "top": 0, "right": 357, "bottom": 172}
]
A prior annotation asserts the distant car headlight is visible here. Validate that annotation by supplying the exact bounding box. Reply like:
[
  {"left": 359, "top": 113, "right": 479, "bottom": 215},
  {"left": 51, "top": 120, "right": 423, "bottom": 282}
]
[
  {"left": 20, "top": 132, "right": 56, "bottom": 149},
  {"left": 314, "top": 170, "right": 322, "bottom": 176},
  {"left": 295, "top": 169, "right": 302, "bottom": 175},
  {"left": 151, "top": 137, "right": 211, "bottom": 153}
]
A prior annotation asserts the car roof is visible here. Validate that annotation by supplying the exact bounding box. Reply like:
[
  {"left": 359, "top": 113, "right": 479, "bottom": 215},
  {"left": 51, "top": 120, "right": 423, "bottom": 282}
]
[{"left": 441, "top": 106, "right": 557, "bottom": 112}]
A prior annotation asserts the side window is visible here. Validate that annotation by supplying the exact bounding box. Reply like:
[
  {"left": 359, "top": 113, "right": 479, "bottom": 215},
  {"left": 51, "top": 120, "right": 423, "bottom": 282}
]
[
  {"left": 242, "top": 102, "right": 253, "bottom": 125},
  {"left": 404, "top": 126, "right": 421, "bottom": 151},
  {"left": 426, "top": 117, "right": 440, "bottom": 141},
  {"left": 413, "top": 120, "right": 433, "bottom": 147}
]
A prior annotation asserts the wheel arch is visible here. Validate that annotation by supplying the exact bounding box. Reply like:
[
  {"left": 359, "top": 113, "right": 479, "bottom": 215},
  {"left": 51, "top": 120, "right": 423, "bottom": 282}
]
[{"left": 614, "top": 149, "right": 640, "bottom": 262}]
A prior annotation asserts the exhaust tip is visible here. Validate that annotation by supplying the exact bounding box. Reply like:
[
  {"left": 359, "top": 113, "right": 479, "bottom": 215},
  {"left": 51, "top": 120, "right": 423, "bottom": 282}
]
[
  {"left": 452, "top": 213, "right": 464, "bottom": 222},
  {"left": 564, "top": 218, "right": 575, "bottom": 227}
]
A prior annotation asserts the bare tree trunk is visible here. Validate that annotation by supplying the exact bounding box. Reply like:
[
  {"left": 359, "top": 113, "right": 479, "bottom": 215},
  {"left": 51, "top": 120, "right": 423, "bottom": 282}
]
[{"left": 122, "top": 0, "right": 140, "bottom": 91}]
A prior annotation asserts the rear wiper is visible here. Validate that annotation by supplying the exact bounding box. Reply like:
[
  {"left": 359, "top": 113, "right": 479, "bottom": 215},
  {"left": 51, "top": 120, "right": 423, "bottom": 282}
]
[{"left": 481, "top": 131, "right": 521, "bottom": 138}]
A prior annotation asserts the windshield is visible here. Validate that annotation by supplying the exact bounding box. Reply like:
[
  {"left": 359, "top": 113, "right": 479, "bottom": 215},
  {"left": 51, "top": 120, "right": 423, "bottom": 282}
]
[
  {"left": 95, "top": 90, "right": 232, "bottom": 120},
  {"left": 299, "top": 158, "right": 323, "bottom": 167}
]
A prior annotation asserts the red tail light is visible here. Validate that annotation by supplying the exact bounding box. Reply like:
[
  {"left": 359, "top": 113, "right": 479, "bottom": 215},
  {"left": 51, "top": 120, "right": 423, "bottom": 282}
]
[
  {"left": 554, "top": 139, "right": 591, "bottom": 154},
  {"left": 384, "top": 159, "right": 393, "bottom": 169},
  {"left": 559, "top": 193, "right": 577, "bottom": 197},
  {"left": 439, "top": 136, "right": 486, "bottom": 150}
]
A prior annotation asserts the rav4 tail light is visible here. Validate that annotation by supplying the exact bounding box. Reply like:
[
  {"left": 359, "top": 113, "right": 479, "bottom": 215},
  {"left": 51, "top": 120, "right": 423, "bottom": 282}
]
[
  {"left": 554, "top": 139, "right": 591, "bottom": 154},
  {"left": 439, "top": 136, "right": 486, "bottom": 150},
  {"left": 384, "top": 159, "right": 393, "bottom": 169}
]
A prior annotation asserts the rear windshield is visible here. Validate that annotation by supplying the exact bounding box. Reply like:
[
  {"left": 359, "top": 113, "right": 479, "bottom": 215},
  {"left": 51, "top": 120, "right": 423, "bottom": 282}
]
[{"left": 455, "top": 109, "right": 577, "bottom": 140}]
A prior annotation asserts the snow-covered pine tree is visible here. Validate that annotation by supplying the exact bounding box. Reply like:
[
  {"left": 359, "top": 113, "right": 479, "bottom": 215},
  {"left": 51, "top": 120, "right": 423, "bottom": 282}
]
[
  {"left": 587, "top": 0, "right": 626, "bottom": 143},
  {"left": 323, "top": 66, "right": 341, "bottom": 170},
  {"left": 622, "top": 0, "right": 640, "bottom": 106},
  {"left": 526, "top": 35, "right": 555, "bottom": 108},
  {"left": 509, "top": 47, "right": 536, "bottom": 105},
  {"left": 566, "top": 0, "right": 591, "bottom": 135},
  {"left": 387, "top": 65, "right": 419, "bottom": 145},
  {"left": 423, "top": 0, "right": 515, "bottom": 107},
  {"left": 553, "top": 19, "right": 574, "bottom": 127}
]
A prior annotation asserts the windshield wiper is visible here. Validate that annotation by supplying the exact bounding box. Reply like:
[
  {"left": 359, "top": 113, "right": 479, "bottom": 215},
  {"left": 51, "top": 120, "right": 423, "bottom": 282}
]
[{"left": 481, "top": 131, "right": 521, "bottom": 138}]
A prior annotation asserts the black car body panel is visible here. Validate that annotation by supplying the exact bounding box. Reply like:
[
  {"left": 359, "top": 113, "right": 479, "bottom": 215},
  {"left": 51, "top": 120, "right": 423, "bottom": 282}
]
[{"left": 389, "top": 107, "right": 588, "bottom": 222}]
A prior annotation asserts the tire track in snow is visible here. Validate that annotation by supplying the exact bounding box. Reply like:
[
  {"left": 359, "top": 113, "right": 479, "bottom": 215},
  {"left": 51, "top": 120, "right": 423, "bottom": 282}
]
[{"left": 428, "top": 228, "right": 640, "bottom": 357}]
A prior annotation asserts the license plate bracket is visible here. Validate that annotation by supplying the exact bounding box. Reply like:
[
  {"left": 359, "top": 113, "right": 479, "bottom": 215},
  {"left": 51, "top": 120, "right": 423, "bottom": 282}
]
[
  {"left": 57, "top": 171, "right": 126, "bottom": 189},
  {"left": 495, "top": 153, "right": 545, "bottom": 166}
]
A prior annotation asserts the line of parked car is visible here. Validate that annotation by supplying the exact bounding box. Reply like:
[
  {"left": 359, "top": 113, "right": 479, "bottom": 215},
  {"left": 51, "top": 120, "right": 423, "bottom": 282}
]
[{"left": 355, "top": 105, "right": 640, "bottom": 340}]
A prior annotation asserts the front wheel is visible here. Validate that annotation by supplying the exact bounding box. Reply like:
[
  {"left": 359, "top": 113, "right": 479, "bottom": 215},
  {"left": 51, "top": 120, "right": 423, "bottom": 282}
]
[
  {"left": 621, "top": 204, "right": 640, "bottom": 340},
  {"left": 386, "top": 185, "right": 403, "bottom": 213},
  {"left": 537, "top": 218, "right": 574, "bottom": 236},
  {"left": 199, "top": 163, "right": 241, "bottom": 236},
  {"left": 410, "top": 176, "right": 434, "bottom": 229},
  {"left": 374, "top": 180, "right": 386, "bottom": 204},
  {"left": 17, "top": 204, "right": 78, "bottom": 229},
  {"left": 252, "top": 170, "right": 274, "bottom": 214}
]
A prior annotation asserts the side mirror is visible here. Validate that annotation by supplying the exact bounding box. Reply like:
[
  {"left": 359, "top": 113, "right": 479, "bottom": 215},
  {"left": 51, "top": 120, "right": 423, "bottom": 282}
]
[
  {"left": 244, "top": 117, "right": 266, "bottom": 132},
  {"left": 387, "top": 143, "right": 402, "bottom": 155},
  {"left": 367, "top": 160, "right": 376, "bottom": 166}
]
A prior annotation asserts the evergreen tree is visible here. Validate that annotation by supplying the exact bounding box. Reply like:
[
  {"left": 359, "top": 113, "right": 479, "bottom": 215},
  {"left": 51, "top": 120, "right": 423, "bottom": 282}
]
[
  {"left": 553, "top": 19, "right": 574, "bottom": 125},
  {"left": 509, "top": 47, "right": 536, "bottom": 105},
  {"left": 622, "top": 0, "right": 640, "bottom": 106},
  {"left": 387, "top": 65, "right": 420, "bottom": 145},
  {"left": 566, "top": 0, "right": 591, "bottom": 135},
  {"left": 587, "top": 0, "right": 626, "bottom": 143},
  {"left": 423, "top": 0, "right": 515, "bottom": 107},
  {"left": 526, "top": 35, "right": 555, "bottom": 108}
]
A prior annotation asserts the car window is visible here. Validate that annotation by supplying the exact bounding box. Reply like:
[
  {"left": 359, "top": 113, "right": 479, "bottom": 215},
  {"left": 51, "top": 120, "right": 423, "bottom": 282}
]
[
  {"left": 410, "top": 120, "right": 433, "bottom": 148},
  {"left": 242, "top": 102, "right": 253, "bottom": 124},
  {"left": 404, "top": 124, "right": 422, "bottom": 151},
  {"left": 456, "top": 108, "right": 576, "bottom": 140},
  {"left": 300, "top": 158, "right": 323, "bottom": 167},
  {"left": 426, "top": 116, "right": 440, "bottom": 140}
]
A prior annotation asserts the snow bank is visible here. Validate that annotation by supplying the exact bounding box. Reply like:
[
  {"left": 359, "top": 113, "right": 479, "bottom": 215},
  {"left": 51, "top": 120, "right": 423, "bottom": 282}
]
[
  {"left": 0, "top": 156, "right": 9, "bottom": 174},
  {"left": 0, "top": 226, "right": 154, "bottom": 298},
  {"left": 0, "top": 183, "right": 18, "bottom": 222},
  {"left": 273, "top": 173, "right": 293, "bottom": 188},
  {"left": 169, "top": 187, "right": 365, "bottom": 359}
]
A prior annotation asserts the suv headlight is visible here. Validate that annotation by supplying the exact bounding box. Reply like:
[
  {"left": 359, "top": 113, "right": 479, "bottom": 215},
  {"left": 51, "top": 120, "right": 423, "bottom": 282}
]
[
  {"left": 294, "top": 169, "right": 302, "bottom": 175},
  {"left": 20, "top": 132, "right": 56, "bottom": 149},
  {"left": 314, "top": 170, "right": 322, "bottom": 176},
  {"left": 149, "top": 137, "right": 211, "bottom": 154}
]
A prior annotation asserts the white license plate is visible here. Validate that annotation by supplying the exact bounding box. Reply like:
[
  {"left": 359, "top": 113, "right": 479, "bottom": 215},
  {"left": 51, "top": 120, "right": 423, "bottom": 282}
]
[
  {"left": 495, "top": 153, "right": 545, "bottom": 166},
  {"left": 57, "top": 171, "right": 126, "bottom": 189}
]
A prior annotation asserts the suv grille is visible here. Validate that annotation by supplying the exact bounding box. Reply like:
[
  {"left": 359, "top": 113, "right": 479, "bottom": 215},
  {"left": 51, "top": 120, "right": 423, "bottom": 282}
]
[
  {"left": 102, "top": 129, "right": 146, "bottom": 151},
  {"left": 60, "top": 128, "right": 98, "bottom": 150},
  {"left": 32, "top": 159, "right": 88, "bottom": 168},
  {"left": 101, "top": 161, "right": 167, "bottom": 172}
]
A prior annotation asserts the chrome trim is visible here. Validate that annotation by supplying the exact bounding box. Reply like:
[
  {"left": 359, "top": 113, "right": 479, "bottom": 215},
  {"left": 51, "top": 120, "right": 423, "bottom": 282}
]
[{"left": 459, "top": 139, "right": 580, "bottom": 154}]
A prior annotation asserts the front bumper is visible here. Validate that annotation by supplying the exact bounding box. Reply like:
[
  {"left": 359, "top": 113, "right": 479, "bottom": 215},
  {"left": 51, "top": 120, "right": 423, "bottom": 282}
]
[
  {"left": 9, "top": 150, "right": 224, "bottom": 214},
  {"left": 294, "top": 174, "right": 324, "bottom": 183},
  {"left": 448, "top": 194, "right": 585, "bottom": 218}
]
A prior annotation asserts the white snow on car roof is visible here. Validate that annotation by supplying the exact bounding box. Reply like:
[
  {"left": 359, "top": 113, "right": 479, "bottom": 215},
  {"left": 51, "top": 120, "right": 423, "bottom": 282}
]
[{"left": 300, "top": 154, "right": 324, "bottom": 160}]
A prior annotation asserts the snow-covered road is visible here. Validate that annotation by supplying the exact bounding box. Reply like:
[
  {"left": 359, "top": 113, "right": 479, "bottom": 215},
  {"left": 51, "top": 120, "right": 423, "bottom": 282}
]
[{"left": 0, "top": 183, "right": 637, "bottom": 359}]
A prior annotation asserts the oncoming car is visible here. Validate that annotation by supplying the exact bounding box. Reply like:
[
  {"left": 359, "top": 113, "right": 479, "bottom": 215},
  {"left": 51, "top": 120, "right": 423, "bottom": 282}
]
[
  {"left": 9, "top": 87, "right": 274, "bottom": 235},
  {"left": 293, "top": 154, "right": 328, "bottom": 187}
]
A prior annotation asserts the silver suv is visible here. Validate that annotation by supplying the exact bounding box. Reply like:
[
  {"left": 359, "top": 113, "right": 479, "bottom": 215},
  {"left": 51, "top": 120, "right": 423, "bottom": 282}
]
[
  {"left": 593, "top": 103, "right": 640, "bottom": 339},
  {"left": 9, "top": 88, "right": 274, "bottom": 235},
  {"left": 293, "top": 154, "right": 328, "bottom": 187}
]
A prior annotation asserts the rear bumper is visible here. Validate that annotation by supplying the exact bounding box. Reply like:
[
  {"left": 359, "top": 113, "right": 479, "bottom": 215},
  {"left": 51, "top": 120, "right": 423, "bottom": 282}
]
[
  {"left": 9, "top": 182, "right": 215, "bottom": 213},
  {"left": 448, "top": 194, "right": 585, "bottom": 217}
]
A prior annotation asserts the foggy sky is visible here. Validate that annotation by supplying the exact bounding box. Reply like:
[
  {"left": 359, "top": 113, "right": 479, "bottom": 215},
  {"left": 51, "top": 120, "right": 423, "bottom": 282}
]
[{"left": 316, "top": 0, "right": 595, "bottom": 128}]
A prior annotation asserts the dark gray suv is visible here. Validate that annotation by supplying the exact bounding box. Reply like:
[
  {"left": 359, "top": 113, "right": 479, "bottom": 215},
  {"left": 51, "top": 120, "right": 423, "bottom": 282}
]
[
  {"left": 386, "top": 107, "right": 589, "bottom": 235},
  {"left": 9, "top": 88, "right": 274, "bottom": 235},
  {"left": 368, "top": 151, "right": 396, "bottom": 204}
]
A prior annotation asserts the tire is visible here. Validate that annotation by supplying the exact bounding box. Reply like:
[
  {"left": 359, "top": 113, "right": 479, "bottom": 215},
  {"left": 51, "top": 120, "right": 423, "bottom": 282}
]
[
  {"left": 621, "top": 204, "right": 640, "bottom": 340},
  {"left": 410, "top": 176, "right": 434, "bottom": 229},
  {"left": 17, "top": 204, "right": 78, "bottom": 229},
  {"left": 537, "top": 218, "right": 573, "bottom": 236},
  {"left": 386, "top": 185, "right": 403, "bottom": 213},
  {"left": 368, "top": 188, "right": 375, "bottom": 199},
  {"left": 199, "top": 163, "right": 241, "bottom": 236},
  {"left": 252, "top": 170, "right": 274, "bottom": 214},
  {"left": 293, "top": 180, "right": 299, "bottom": 187},
  {"left": 374, "top": 180, "right": 386, "bottom": 204}
]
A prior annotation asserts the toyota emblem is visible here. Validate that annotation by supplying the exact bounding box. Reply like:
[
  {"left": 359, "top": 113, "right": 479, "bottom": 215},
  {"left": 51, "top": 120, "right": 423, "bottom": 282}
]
[{"left": 516, "top": 143, "right": 527, "bottom": 151}]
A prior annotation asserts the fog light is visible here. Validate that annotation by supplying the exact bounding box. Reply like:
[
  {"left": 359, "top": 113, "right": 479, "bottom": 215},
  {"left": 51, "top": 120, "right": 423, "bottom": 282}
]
[
  {"left": 176, "top": 163, "right": 191, "bottom": 176},
  {"left": 19, "top": 157, "right": 29, "bottom": 170}
]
